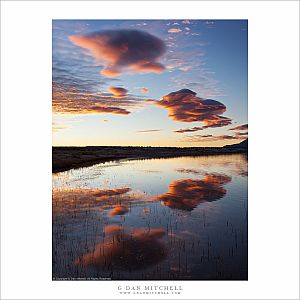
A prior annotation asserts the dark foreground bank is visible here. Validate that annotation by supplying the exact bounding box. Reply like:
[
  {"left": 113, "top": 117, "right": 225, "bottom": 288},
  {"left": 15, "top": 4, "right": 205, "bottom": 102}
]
[
  {"left": 52, "top": 140, "right": 248, "bottom": 173},
  {"left": 52, "top": 139, "right": 248, "bottom": 173}
]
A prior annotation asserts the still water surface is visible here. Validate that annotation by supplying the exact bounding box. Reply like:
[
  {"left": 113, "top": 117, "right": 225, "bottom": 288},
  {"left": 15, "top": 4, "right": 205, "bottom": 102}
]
[{"left": 53, "top": 154, "right": 247, "bottom": 280}]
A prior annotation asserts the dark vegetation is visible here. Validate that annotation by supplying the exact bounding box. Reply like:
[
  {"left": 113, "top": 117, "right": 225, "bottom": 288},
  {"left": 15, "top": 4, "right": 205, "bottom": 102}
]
[{"left": 53, "top": 139, "right": 248, "bottom": 173}]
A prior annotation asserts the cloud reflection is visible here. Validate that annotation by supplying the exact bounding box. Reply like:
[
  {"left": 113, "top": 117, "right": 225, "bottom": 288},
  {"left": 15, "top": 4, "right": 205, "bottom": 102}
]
[
  {"left": 93, "top": 187, "right": 131, "bottom": 199},
  {"left": 75, "top": 226, "right": 166, "bottom": 270},
  {"left": 158, "top": 174, "right": 231, "bottom": 211},
  {"left": 109, "top": 205, "right": 129, "bottom": 216}
]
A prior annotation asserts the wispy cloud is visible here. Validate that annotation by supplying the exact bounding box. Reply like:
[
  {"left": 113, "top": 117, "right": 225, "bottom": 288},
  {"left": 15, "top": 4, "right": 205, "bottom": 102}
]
[
  {"left": 179, "top": 65, "right": 192, "bottom": 72},
  {"left": 93, "top": 187, "right": 131, "bottom": 199},
  {"left": 172, "top": 73, "right": 225, "bottom": 98},
  {"left": 229, "top": 124, "right": 248, "bottom": 131},
  {"left": 140, "top": 87, "right": 149, "bottom": 94},
  {"left": 235, "top": 131, "right": 248, "bottom": 136},
  {"left": 182, "top": 134, "right": 244, "bottom": 142},
  {"left": 90, "top": 105, "right": 130, "bottom": 115},
  {"left": 137, "top": 129, "right": 161, "bottom": 133},
  {"left": 175, "top": 116, "right": 232, "bottom": 133},
  {"left": 52, "top": 77, "right": 147, "bottom": 115},
  {"left": 52, "top": 123, "right": 70, "bottom": 133}
]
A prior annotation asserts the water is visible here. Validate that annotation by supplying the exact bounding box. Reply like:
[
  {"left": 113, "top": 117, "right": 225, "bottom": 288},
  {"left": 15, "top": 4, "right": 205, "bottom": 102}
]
[{"left": 52, "top": 154, "right": 248, "bottom": 280}]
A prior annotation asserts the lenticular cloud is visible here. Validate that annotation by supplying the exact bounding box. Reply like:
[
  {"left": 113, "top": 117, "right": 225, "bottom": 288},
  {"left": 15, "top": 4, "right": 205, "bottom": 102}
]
[
  {"left": 69, "top": 29, "right": 166, "bottom": 77},
  {"left": 151, "top": 89, "right": 232, "bottom": 132}
]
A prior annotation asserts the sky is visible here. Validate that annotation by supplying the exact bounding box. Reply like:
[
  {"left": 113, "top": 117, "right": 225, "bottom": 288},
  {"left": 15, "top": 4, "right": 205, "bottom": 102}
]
[{"left": 52, "top": 19, "right": 247, "bottom": 147}]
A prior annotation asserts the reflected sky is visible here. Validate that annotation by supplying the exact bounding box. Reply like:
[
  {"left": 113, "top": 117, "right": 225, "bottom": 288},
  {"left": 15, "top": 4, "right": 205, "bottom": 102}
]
[
  {"left": 53, "top": 154, "right": 247, "bottom": 280},
  {"left": 158, "top": 174, "right": 231, "bottom": 211},
  {"left": 76, "top": 226, "right": 167, "bottom": 271}
]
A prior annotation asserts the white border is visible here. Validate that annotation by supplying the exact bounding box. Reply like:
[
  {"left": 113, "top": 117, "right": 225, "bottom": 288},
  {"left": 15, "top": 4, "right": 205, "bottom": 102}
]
[{"left": 1, "top": 1, "right": 299, "bottom": 299}]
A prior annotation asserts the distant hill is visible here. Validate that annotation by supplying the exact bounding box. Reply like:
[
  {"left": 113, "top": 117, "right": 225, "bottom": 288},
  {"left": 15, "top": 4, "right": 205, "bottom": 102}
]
[{"left": 223, "top": 139, "right": 248, "bottom": 150}]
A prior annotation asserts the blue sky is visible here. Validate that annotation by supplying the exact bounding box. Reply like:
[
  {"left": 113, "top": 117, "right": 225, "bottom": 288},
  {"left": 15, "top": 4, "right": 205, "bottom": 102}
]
[{"left": 52, "top": 19, "right": 247, "bottom": 146}]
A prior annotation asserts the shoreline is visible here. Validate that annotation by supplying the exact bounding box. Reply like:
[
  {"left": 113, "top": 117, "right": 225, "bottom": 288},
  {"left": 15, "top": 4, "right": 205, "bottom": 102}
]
[{"left": 52, "top": 145, "right": 247, "bottom": 173}]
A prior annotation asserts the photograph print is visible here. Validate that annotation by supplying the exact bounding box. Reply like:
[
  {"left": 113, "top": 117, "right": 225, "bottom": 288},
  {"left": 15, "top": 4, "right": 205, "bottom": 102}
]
[{"left": 52, "top": 19, "right": 248, "bottom": 281}]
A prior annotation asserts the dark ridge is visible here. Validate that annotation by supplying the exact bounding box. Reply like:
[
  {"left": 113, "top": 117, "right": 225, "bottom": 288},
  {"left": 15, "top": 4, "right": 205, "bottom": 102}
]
[{"left": 223, "top": 138, "right": 248, "bottom": 149}]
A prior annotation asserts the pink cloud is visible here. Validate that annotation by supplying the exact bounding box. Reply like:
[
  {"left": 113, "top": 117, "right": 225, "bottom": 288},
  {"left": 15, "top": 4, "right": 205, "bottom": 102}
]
[
  {"left": 151, "top": 89, "right": 231, "bottom": 130},
  {"left": 101, "top": 68, "right": 121, "bottom": 77},
  {"left": 168, "top": 28, "right": 182, "bottom": 33},
  {"left": 182, "top": 134, "right": 244, "bottom": 142},
  {"left": 140, "top": 87, "right": 149, "bottom": 94},
  {"left": 93, "top": 187, "right": 131, "bottom": 198},
  {"left": 69, "top": 29, "right": 166, "bottom": 77},
  {"left": 109, "top": 205, "right": 129, "bottom": 216},
  {"left": 90, "top": 106, "right": 130, "bottom": 115},
  {"left": 108, "top": 86, "right": 128, "bottom": 97},
  {"left": 229, "top": 124, "right": 248, "bottom": 131},
  {"left": 52, "top": 81, "right": 145, "bottom": 115},
  {"left": 132, "top": 61, "right": 165, "bottom": 73},
  {"left": 179, "top": 66, "right": 192, "bottom": 72},
  {"left": 158, "top": 174, "right": 231, "bottom": 211},
  {"left": 75, "top": 226, "right": 166, "bottom": 270}
]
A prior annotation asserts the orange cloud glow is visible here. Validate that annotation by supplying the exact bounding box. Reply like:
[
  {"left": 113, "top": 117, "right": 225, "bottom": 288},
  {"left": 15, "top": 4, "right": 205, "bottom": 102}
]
[
  {"left": 90, "top": 106, "right": 130, "bottom": 115},
  {"left": 108, "top": 86, "right": 128, "bottom": 97},
  {"left": 93, "top": 187, "right": 131, "bottom": 198},
  {"left": 109, "top": 205, "right": 129, "bottom": 216},
  {"left": 158, "top": 174, "right": 231, "bottom": 211},
  {"left": 52, "top": 80, "right": 145, "bottom": 115},
  {"left": 182, "top": 134, "right": 245, "bottom": 143},
  {"left": 75, "top": 226, "right": 166, "bottom": 270},
  {"left": 132, "top": 228, "right": 165, "bottom": 239},
  {"left": 132, "top": 61, "right": 165, "bottom": 73},
  {"left": 168, "top": 28, "right": 182, "bottom": 33},
  {"left": 152, "top": 89, "right": 231, "bottom": 130},
  {"left": 229, "top": 124, "right": 248, "bottom": 131},
  {"left": 101, "top": 68, "right": 122, "bottom": 77},
  {"left": 103, "top": 224, "right": 123, "bottom": 234},
  {"left": 69, "top": 29, "right": 166, "bottom": 77}
]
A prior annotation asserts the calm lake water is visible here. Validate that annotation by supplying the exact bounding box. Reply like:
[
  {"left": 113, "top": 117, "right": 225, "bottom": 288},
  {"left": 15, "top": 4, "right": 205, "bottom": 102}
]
[{"left": 52, "top": 154, "right": 248, "bottom": 280}]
